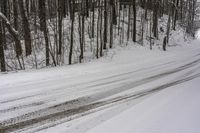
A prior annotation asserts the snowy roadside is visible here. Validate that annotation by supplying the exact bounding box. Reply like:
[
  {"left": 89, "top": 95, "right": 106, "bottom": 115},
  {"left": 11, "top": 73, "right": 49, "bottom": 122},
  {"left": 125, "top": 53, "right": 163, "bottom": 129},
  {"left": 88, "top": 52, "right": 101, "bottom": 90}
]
[
  {"left": 84, "top": 75, "right": 200, "bottom": 133},
  {"left": 38, "top": 73, "right": 200, "bottom": 133},
  {"left": 0, "top": 39, "right": 200, "bottom": 133},
  {"left": 34, "top": 40, "right": 200, "bottom": 133}
]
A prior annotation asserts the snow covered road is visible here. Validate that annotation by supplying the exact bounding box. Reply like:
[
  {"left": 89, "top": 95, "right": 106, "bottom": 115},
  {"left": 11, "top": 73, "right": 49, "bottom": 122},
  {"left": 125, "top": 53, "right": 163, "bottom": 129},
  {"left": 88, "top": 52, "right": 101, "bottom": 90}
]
[
  {"left": 0, "top": 41, "right": 200, "bottom": 133},
  {"left": 85, "top": 73, "right": 200, "bottom": 133}
]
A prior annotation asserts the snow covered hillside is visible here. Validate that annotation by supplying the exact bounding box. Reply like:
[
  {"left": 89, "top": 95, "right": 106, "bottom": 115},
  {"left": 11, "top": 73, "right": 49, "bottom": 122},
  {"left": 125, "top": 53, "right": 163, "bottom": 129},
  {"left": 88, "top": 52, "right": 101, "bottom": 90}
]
[
  {"left": 1, "top": 0, "right": 200, "bottom": 132},
  {"left": 0, "top": 38, "right": 200, "bottom": 133}
]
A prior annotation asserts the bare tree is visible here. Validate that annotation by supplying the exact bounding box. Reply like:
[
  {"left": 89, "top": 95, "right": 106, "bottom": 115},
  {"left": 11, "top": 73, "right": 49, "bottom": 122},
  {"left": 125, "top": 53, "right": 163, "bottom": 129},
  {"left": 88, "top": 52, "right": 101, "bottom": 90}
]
[
  {"left": 0, "top": 21, "right": 6, "bottom": 72},
  {"left": 18, "top": 0, "right": 32, "bottom": 56}
]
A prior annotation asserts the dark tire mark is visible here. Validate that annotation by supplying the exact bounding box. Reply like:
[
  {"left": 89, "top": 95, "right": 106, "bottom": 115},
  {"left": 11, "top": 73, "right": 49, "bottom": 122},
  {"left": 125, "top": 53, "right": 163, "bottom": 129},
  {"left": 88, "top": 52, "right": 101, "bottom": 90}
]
[
  {"left": 0, "top": 61, "right": 175, "bottom": 114},
  {"left": 1, "top": 57, "right": 200, "bottom": 132},
  {"left": 0, "top": 61, "right": 174, "bottom": 104},
  {"left": 1, "top": 72, "right": 199, "bottom": 133},
  {"left": 0, "top": 102, "right": 45, "bottom": 114}
]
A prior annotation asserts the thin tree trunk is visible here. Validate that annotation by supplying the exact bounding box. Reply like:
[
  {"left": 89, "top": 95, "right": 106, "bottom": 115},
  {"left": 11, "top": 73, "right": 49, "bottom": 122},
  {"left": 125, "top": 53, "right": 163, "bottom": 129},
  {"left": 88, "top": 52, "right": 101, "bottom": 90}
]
[
  {"left": 0, "top": 22, "right": 6, "bottom": 72},
  {"left": 69, "top": 0, "right": 75, "bottom": 65},
  {"left": 132, "top": 0, "right": 137, "bottom": 42},
  {"left": 18, "top": 0, "right": 32, "bottom": 56}
]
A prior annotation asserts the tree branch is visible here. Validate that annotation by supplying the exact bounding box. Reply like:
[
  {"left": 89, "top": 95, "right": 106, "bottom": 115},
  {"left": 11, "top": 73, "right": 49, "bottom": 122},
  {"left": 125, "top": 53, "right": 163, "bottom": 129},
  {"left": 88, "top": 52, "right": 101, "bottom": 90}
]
[{"left": 0, "top": 12, "right": 19, "bottom": 38}]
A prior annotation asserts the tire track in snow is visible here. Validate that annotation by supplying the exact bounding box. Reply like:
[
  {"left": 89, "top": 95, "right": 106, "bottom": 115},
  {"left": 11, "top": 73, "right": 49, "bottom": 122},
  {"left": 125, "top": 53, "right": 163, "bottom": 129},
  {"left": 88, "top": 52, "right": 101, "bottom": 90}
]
[
  {"left": 24, "top": 72, "right": 200, "bottom": 133},
  {"left": 1, "top": 72, "right": 200, "bottom": 133},
  {"left": 0, "top": 61, "right": 174, "bottom": 104},
  {"left": 1, "top": 57, "right": 200, "bottom": 132},
  {"left": 0, "top": 61, "right": 175, "bottom": 114}
]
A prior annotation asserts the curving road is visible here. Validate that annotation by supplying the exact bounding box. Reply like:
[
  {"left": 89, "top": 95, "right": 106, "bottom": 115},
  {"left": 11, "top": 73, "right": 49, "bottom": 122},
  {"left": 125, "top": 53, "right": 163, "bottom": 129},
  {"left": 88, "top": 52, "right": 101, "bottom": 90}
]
[{"left": 1, "top": 45, "right": 200, "bottom": 133}]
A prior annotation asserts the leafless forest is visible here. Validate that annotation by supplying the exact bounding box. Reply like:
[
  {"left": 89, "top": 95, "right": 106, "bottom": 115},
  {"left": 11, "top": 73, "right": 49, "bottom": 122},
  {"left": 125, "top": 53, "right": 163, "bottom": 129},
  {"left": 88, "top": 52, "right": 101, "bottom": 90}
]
[{"left": 0, "top": 0, "right": 198, "bottom": 72}]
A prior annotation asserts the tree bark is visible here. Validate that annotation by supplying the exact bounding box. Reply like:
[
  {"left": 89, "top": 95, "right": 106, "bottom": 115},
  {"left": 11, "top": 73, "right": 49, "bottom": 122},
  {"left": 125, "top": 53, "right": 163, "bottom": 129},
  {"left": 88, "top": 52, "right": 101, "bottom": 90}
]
[
  {"left": 18, "top": 0, "right": 32, "bottom": 56},
  {"left": 39, "top": 0, "right": 50, "bottom": 66},
  {"left": 0, "top": 22, "right": 6, "bottom": 72}
]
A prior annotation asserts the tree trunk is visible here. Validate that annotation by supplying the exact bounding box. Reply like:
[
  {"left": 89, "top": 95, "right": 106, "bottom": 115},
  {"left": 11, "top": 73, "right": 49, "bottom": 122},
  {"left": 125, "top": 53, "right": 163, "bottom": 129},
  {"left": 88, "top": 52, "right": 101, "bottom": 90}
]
[
  {"left": 103, "top": 0, "right": 108, "bottom": 50},
  {"left": 0, "top": 22, "right": 6, "bottom": 72},
  {"left": 18, "top": 0, "right": 32, "bottom": 56},
  {"left": 132, "top": 0, "right": 137, "bottom": 42},
  {"left": 58, "top": 0, "right": 64, "bottom": 55},
  {"left": 39, "top": 0, "right": 50, "bottom": 66},
  {"left": 69, "top": 0, "right": 75, "bottom": 65},
  {"left": 13, "top": 0, "right": 22, "bottom": 57}
]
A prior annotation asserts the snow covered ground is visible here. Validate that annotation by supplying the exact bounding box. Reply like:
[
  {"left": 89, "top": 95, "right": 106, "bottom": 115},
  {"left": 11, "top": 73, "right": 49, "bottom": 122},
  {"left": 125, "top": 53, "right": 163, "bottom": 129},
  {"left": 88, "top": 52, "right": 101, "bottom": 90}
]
[
  {"left": 196, "top": 29, "right": 200, "bottom": 39},
  {"left": 85, "top": 76, "right": 200, "bottom": 133},
  {"left": 0, "top": 39, "right": 200, "bottom": 133}
]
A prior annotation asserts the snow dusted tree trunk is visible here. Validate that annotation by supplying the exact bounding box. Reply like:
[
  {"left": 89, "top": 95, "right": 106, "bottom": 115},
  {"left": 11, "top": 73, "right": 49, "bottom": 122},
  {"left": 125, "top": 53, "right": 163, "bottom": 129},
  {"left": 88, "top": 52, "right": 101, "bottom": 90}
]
[
  {"left": 39, "top": 0, "right": 50, "bottom": 66},
  {"left": 0, "top": 0, "right": 7, "bottom": 50},
  {"left": 172, "top": 0, "right": 179, "bottom": 30},
  {"left": 103, "top": 0, "right": 108, "bottom": 50},
  {"left": 78, "top": 0, "right": 85, "bottom": 63},
  {"left": 132, "top": 0, "right": 137, "bottom": 42},
  {"left": 18, "top": 0, "right": 32, "bottom": 56},
  {"left": 80, "top": 0, "right": 85, "bottom": 63},
  {"left": 92, "top": 0, "right": 95, "bottom": 39},
  {"left": 109, "top": 0, "right": 114, "bottom": 48},
  {"left": 0, "top": 21, "right": 6, "bottom": 72},
  {"left": 96, "top": 0, "right": 101, "bottom": 58},
  {"left": 152, "top": 0, "right": 159, "bottom": 39},
  {"left": 127, "top": 3, "right": 131, "bottom": 41},
  {"left": 100, "top": 0, "right": 103, "bottom": 57},
  {"left": 0, "top": 12, "right": 22, "bottom": 59},
  {"left": 13, "top": 0, "right": 22, "bottom": 58},
  {"left": 58, "top": 0, "right": 64, "bottom": 56},
  {"left": 69, "top": 0, "right": 75, "bottom": 65}
]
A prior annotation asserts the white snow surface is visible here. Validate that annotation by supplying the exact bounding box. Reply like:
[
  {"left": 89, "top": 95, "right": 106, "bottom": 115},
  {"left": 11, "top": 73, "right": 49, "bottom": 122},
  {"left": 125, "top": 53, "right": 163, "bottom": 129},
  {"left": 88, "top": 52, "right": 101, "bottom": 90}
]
[
  {"left": 0, "top": 39, "right": 200, "bottom": 133},
  {"left": 86, "top": 76, "right": 200, "bottom": 133}
]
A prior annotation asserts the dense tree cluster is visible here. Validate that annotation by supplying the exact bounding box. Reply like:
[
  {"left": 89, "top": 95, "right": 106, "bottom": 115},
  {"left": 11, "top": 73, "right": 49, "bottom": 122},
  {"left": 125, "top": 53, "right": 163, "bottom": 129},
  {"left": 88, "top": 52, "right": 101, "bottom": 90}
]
[{"left": 0, "top": 0, "right": 198, "bottom": 72}]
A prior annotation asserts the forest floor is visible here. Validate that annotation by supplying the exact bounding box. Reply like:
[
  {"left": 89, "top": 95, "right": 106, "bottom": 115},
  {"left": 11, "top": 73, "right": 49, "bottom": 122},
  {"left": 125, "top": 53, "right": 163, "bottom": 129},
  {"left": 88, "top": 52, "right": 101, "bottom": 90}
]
[{"left": 0, "top": 39, "right": 200, "bottom": 133}]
